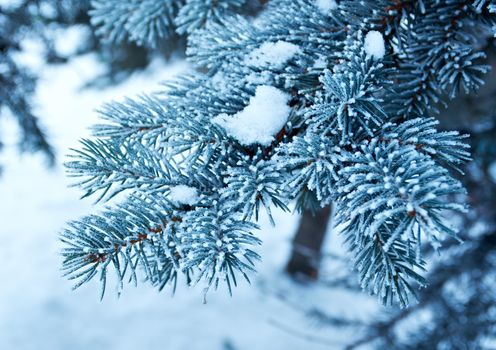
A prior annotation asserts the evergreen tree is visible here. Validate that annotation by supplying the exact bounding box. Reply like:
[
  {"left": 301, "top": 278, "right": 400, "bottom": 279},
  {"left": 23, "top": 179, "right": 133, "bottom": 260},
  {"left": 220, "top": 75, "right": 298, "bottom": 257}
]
[
  {"left": 0, "top": 1, "right": 61, "bottom": 170},
  {"left": 0, "top": 0, "right": 152, "bottom": 171},
  {"left": 62, "top": 0, "right": 496, "bottom": 308}
]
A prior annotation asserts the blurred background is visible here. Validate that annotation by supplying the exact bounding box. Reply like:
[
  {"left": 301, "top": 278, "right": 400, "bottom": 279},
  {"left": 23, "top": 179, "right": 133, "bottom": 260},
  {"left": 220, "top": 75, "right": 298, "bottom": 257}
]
[{"left": 0, "top": 1, "right": 495, "bottom": 349}]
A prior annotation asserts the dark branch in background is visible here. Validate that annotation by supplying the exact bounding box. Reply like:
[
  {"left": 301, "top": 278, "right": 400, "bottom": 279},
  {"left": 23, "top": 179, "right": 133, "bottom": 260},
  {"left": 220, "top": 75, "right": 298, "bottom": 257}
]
[{"left": 286, "top": 204, "right": 332, "bottom": 280}]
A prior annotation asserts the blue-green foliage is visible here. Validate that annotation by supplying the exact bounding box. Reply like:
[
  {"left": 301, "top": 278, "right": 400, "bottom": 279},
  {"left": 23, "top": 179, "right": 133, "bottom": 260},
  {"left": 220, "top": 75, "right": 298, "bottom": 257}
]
[
  {"left": 63, "top": 0, "right": 496, "bottom": 307},
  {"left": 91, "top": 0, "right": 179, "bottom": 47},
  {"left": 176, "top": 0, "right": 248, "bottom": 35},
  {"left": 90, "top": 0, "right": 249, "bottom": 47},
  {"left": 62, "top": 194, "right": 261, "bottom": 298}
]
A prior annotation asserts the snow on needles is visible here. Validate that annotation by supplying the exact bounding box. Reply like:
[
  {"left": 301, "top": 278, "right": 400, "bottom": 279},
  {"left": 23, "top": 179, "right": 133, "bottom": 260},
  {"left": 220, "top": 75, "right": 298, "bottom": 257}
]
[
  {"left": 213, "top": 85, "right": 291, "bottom": 146},
  {"left": 315, "top": 0, "right": 337, "bottom": 14},
  {"left": 245, "top": 41, "right": 301, "bottom": 68},
  {"left": 169, "top": 185, "right": 199, "bottom": 205},
  {"left": 364, "top": 31, "right": 386, "bottom": 59}
]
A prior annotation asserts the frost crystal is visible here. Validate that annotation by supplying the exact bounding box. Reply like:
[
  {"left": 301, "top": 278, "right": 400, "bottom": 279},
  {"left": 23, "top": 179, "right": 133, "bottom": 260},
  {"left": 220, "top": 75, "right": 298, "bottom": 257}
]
[
  {"left": 364, "top": 31, "right": 386, "bottom": 59},
  {"left": 245, "top": 41, "right": 301, "bottom": 68},
  {"left": 213, "top": 85, "right": 291, "bottom": 146},
  {"left": 210, "top": 71, "right": 229, "bottom": 93},
  {"left": 169, "top": 185, "right": 199, "bottom": 205},
  {"left": 315, "top": 0, "right": 337, "bottom": 14},
  {"left": 313, "top": 55, "right": 328, "bottom": 69}
]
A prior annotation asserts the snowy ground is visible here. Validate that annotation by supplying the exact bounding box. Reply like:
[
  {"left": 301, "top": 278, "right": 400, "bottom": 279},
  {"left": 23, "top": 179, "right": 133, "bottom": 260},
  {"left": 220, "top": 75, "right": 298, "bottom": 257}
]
[{"left": 0, "top": 55, "right": 378, "bottom": 350}]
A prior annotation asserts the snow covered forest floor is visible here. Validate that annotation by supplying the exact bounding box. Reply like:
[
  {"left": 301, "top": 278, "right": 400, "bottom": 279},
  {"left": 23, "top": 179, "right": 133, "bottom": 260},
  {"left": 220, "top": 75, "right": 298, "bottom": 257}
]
[{"left": 0, "top": 54, "right": 380, "bottom": 350}]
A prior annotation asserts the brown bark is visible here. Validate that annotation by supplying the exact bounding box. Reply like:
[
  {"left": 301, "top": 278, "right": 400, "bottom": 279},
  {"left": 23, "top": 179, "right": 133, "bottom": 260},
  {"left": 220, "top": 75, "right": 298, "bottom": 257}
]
[{"left": 285, "top": 205, "right": 332, "bottom": 280}]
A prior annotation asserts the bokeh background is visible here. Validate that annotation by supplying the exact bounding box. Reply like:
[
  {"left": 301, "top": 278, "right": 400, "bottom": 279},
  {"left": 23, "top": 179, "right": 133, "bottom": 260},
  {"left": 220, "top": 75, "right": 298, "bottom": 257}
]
[{"left": 1, "top": 1, "right": 495, "bottom": 349}]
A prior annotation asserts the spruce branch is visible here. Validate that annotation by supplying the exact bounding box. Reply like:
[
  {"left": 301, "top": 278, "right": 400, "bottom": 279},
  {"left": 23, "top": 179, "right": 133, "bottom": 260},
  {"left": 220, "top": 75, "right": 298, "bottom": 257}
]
[{"left": 62, "top": 0, "right": 496, "bottom": 306}]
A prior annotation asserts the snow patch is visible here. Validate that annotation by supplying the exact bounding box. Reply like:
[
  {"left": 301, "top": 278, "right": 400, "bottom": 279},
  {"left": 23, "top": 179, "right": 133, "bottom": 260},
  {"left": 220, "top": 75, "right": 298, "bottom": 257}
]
[
  {"left": 169, "top": 185, "right": 199, "bottom": 205},
  {"left": 364, "top": 31, "right": 386, "bottom": 59},
  {"left": 213, "top": 85, "right": 291, "bottom": 146},
  {"left": 245, "top": 41, "right": 301, "bottom": 68},
  {"left": 315, "top": 0, "right": 337, "bottom": 14},
  {"left": 245, "top": 71, "right": 272, "bottom": 85},
  {"left": 53, "top": 25, "right": 91, "bottom": 57}
]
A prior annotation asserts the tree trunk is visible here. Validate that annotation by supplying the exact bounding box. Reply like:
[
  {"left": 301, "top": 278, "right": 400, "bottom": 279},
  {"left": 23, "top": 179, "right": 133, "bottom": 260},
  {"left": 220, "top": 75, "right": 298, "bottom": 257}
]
[{"left": 285, "top": 205, "right": 332, "bottom": 280}]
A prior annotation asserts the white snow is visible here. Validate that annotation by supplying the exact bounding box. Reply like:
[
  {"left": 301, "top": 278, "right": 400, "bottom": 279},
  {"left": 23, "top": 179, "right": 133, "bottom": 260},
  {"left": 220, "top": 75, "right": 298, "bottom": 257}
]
[
  {"left": 313, "top": 55, "right": 328, "bottom": 69},
  {"left": 245, "top": 71, "right": 272, "bottom": 85},
  {"left": 213, "top": 85, "right": 291, "bottom": 146},
  {"left": 170, "top": 185, "right": 199, "bottom": 205},
  {"left": 245, "top": 41, "right": 301, "bottom": 68},
  {"left": 364, "top": 31, "right": 386, "bottom": 59},
  {"left": 53, "top": 25, "right": 91, "bottom": 57},
  {"left": 315, "top": 0, "right": 338, "bottom": 14}
]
